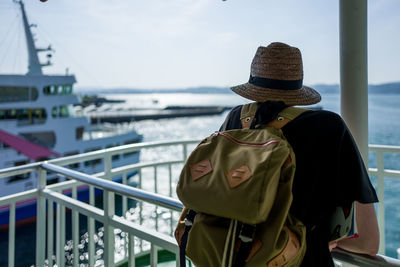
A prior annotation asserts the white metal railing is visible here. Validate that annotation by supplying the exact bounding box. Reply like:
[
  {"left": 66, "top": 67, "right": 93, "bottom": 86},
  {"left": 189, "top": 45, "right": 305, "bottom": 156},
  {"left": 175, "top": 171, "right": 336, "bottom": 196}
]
[
  {"left": 368, "top": 144, "right": 400, "bottom": 255},
  {"left": 0, "top": 140, "right": 399, "bottom": 266},
  {"left": 333, "top": 248, "right": 400, "bottom": 267},
  {"left": 0, "top": 139, "right": 198, "bottom": 267}
]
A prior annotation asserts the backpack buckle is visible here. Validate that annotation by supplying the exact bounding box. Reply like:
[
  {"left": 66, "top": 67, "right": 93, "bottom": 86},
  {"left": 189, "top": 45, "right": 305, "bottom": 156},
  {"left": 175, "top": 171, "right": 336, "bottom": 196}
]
[
  {"left": 184, "top": 209, "right": 197, "bottom": 226},
  {"left": 184, "top": 218, "right": 193, "bottom": 226},
  {"left": 239, "top": 223, "right": 256, "bottom": 243}
]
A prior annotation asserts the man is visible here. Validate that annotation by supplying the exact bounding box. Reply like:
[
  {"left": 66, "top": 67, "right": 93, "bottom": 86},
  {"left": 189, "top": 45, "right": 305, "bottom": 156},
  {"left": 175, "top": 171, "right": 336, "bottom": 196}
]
[{"left": 220, "top": 42, "right": 379, "bottom": 266}]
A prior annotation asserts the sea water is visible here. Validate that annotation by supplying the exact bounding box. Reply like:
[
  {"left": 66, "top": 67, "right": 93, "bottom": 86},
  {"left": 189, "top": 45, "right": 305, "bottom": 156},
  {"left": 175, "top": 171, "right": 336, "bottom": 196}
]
[{"left": 0, "top": 92, "right": 399, "bottom": 266}]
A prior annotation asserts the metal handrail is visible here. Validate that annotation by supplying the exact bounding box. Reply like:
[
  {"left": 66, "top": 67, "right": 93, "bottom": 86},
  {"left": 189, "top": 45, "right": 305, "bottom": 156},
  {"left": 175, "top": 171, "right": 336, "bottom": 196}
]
[
  {"left": 47, "top": 139, "right": 199, "bottom": 166},
  {"left": 0, "top": 162, "right": 40, "bottom": 179},
  {"left": 333, "top": 248, "right": 400, "bottom": 266},
  {"left": 41, "top": 162, "right": 183, "bottom": 211}
]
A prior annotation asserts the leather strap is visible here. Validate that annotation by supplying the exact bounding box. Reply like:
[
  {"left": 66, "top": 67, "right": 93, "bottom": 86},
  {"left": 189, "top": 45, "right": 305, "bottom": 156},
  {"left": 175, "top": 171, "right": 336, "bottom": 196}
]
[
  {"left": 240, "top": 102, "right": 308, "bottom": 130},
  {"left": 240, "top": 102, "right": 258, "bottom": 129},
  {"left": 179, "top": 210, "right": 197, "bottom": 267},
  {"left": 267, "top": 227, "right": 301, "bottom": 267}
]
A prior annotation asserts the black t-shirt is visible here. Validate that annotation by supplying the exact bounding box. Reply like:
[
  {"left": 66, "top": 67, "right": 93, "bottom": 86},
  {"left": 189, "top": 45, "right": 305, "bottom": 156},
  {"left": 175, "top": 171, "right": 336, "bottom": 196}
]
[{"left": 219, "top": 104, "right": 378, "bottom": 267}]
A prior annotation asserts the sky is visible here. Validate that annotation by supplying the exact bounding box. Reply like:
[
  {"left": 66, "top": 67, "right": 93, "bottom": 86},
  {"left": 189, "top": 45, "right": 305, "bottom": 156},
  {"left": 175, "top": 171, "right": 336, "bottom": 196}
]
[{"left": 0, "top": 0, "right": 399, "bottom": 90}]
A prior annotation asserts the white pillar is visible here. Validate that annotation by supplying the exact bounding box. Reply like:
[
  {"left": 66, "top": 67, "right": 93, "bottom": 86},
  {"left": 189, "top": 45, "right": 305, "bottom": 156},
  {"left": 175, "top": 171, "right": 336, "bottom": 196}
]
[
  {"left": 339, "top": 0, "right": 368, "bottom": 165},
  {"left": 340, "top": 0, "right": 386, "bottom": 255}
]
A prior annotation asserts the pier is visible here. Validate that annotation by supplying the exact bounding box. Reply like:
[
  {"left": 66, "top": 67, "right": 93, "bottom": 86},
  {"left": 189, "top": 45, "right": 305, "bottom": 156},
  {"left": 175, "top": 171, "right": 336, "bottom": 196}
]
[{"left": 88, "top": 106, "right": 232, "bottom": 124}]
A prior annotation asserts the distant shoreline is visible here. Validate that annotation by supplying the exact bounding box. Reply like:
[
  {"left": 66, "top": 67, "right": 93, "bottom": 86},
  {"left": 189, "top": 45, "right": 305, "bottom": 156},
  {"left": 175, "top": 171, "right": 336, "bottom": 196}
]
[{"left": 77, "top": 82, "right": 400, "bottom": 95}]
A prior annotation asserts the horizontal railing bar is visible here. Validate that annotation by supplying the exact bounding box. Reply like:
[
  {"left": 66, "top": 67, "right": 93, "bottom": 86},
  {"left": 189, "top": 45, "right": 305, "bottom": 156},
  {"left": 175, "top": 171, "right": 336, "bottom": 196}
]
[
  {"left": 0, "top": 162, "right": 40, "bottom": 179},
  {"left": 332, "top": 248, "right": 400, "bottom": 266},
  {"left": 48, "top": 139, "right": 199, "bottom": 166},
  {"left": 50, "top": 150, "right": 106, "bottom": 166},
  {"left": 369, "top": 169, "right": 400, "bottom": 178},
  {"left": 47, "top": 179, "right": 86, "bottom": 191},
  {"left": 45, "top": 172, "right": 105, "bottom": 191},
  {"left": 0, "top": 142, "right": 395, "bottom": 179},
  {"left": 1, "top": 160, "right": 182, "bottom": 201},
  {"left": 110, "top": 160, "right": 184, "bottom": 176},
  {"left": 369, "top": 144, "right": 400, "bottom": 153},
  {"left": 0, "top": 189, "right": 37, "bottom": 206},
  {"left": 46, "top": 160, "right": 183, "bottom": 191},
  {"left": 41, "top": 163, "right": 183, "bottom": 211},
  {"left": 42, "top": 189, "right": 104, "bottom": 222}
]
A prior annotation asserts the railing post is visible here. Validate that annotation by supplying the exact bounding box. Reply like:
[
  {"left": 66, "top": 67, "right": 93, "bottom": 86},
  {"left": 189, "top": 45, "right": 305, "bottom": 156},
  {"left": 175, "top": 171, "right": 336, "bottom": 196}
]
[
  {"left": 72, "top": 186, "right": 79, "bottom": 266},
  {"left": 175, "top": 253, "right": 181, "bottom": 267},
  {"left": 122, "top": 172, "right": 128, "bottom": 261},
  {"left": 47, "top": 200, "right": 54, "bottom": 267},
  {"left": 88, "top": 186, "right": 95, "bottom": 267},
  {"left": 56, "top": 202, "right": 66, "bottom": 267},
  {"left": 8, "top": 202, "right": 15, "bottom": 267},
  {"left": 138, "top": 169, "right": 143, "bottom": 251},
  {"left": 104, "top": 153, "right": 115, "bottom": 266},
  {"left": 36, "top": 168, "right": 47, "bottom": 267},
  {"left": 122, "top": 172, "right": 128, "bottom": 216},
  {"left": 104, "top": 153, "right": 112, "bottom": 180},
  {"left": 104, "top": 189, "right": 115, "bottom": 266},
  {"left": 128, "top": 233, "right": 136, "bottom": 267},
  {"left": 183, "top": 144, "right": 188, "bottom": 161},
  {"left": 377, "top": 151, "right": 385, "bottom": 254},
  {"left": 150, "top": 244, "right": 158, "bottom": 267},
  {"left": 154, "top": 166, "right": 159, "bottom": 231},
  {"left": 169, "top": 164, "right": 174, "bottom": 236}
]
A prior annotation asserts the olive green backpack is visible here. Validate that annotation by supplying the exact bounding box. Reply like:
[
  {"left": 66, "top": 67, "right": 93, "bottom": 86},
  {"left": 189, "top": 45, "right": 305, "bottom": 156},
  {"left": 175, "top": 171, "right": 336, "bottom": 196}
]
[{"left": 176, "top": 102, "right": 307, "bottom": 267}]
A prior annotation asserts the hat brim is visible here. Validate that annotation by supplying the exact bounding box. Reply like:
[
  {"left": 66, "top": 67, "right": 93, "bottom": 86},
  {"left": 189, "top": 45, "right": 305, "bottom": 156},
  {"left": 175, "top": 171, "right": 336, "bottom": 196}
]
[{"left": 231, "top": 83, "right": 321, "bottom": 106}]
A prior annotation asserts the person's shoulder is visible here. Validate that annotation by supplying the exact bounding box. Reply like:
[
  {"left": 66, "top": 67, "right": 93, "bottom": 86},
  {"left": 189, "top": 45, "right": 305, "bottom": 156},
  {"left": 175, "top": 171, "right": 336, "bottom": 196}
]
[
  {"left": 219, "top": 105, "right": 243, "bottom": 131},
  {"left": 287, "top": 109, "right": 348, "bottom": 135},
  {"left": 230, "top": 105, "right": 243, "bottom": 113},
  {"left": 297, "top": 109, "right": 344, "bottom": 124},
  {"left": 226, "top": 105, "right": 243, "bottom": 119}
]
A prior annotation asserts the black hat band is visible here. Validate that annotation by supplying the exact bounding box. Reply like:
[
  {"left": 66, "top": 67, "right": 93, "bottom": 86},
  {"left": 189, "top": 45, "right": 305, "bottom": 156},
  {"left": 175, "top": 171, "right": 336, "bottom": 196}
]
[{"left": 248, "top": 75, "right": 303, "bottom": 90}]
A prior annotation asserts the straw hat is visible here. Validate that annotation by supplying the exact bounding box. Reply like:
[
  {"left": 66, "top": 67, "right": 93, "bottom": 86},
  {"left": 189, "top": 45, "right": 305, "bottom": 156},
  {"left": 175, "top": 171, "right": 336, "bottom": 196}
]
[{"left": 231, "top": 42, "right": 321, "bottom": 106}]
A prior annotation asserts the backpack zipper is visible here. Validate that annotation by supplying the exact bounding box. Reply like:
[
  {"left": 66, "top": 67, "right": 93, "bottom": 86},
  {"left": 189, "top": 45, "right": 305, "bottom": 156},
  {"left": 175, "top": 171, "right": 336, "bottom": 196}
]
[{"left": 218, "top": 132, "right": 280, "bottom": 147}]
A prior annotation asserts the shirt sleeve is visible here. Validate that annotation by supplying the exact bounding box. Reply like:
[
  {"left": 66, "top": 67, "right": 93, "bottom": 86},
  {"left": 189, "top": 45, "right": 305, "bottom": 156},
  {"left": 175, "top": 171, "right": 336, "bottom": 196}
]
[{"left": 337, "top": 121, "right": 378, "bottom": 205}]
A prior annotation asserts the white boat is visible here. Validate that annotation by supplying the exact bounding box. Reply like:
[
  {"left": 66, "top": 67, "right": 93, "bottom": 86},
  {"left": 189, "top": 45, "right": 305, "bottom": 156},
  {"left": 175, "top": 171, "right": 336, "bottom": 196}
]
[{"left": 0, "top": 1, "right": 142, "bottom": 228}]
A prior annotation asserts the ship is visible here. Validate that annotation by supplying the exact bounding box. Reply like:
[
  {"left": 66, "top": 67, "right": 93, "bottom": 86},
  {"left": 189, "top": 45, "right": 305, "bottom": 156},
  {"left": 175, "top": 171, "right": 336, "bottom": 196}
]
[{"left": 0, "top": 0, "right": 142, "bottom": 228}]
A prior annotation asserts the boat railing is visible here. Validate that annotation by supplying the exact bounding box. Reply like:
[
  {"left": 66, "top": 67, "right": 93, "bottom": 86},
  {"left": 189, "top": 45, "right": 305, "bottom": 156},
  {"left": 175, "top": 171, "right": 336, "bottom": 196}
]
[
  {"left": 0, "top": 140, "right": 399, "bottom": 266},
  {"left": 0, "top": 139, "right": 197, "bottom": 267},
  {"left": 369, "top": 144, "right": 400, "bottom": 254}
]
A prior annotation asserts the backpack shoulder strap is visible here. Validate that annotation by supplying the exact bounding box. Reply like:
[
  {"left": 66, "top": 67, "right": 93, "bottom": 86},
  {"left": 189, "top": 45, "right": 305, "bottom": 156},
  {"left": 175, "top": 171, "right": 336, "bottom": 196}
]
[
  {"left": 267, "top": 106, "right": 309, "bottom": 129},
  {"left": 240, "top": 103, "right": 309, "bottom": 130},
  {"left": 240, "top": 102, "right": 258, "bottom": 129}
]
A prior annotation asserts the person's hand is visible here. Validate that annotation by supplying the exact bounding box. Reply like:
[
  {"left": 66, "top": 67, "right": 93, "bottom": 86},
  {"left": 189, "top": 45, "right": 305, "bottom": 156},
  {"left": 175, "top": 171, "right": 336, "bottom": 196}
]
[{"left": 329, "top": 241, "right": 338, "bottom": 252}]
